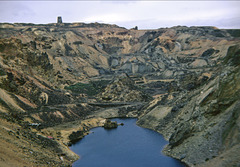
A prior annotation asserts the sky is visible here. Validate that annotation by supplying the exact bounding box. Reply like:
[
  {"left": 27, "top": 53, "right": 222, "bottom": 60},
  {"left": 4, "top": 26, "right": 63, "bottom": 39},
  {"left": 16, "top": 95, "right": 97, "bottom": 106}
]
[{"left": 0, "top": 1, "right": 240, "bottom": 29}]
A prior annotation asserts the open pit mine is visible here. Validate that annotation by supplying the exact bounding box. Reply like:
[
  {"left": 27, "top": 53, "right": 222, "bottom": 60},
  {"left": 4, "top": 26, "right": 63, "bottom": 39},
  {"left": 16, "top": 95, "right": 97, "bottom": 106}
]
[{"left": 0, "top": 20, "right": 240, "bottom": 166}]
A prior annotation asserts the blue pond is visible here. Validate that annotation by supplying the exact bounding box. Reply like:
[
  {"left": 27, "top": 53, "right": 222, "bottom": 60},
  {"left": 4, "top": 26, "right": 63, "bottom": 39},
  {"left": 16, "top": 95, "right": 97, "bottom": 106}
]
[{"left": 70, "top": 118, "right": 185, "bottom": 167}]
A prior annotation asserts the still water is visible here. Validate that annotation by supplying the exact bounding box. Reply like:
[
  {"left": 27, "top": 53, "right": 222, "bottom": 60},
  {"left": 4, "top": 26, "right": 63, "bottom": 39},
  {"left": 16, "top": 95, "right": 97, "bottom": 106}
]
[{"left": 70, "top": 118, "right": 185, "bottom": 167}]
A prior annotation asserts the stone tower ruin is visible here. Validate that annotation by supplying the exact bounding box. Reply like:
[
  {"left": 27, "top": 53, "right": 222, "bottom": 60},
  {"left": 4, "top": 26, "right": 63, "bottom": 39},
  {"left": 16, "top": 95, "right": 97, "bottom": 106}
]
[{"left": 57, "top": 16, "right": 62, "bottom": 24}]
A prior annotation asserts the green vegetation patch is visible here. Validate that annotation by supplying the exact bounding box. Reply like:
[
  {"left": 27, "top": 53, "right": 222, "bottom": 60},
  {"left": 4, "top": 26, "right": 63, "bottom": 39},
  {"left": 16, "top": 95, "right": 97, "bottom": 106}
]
[
  {"left": 64, "top": 80, "right": 110, "bottom": 96},
  {"left": 0, "top": 67, "right": 6, "bottom": 76}
]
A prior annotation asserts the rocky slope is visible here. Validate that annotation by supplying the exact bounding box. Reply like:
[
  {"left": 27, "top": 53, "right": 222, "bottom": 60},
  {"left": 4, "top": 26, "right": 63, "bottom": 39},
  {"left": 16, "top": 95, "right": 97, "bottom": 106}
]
[
  {"left": 0, "top": 22, "right": 240, "bottom": 166},
  {"left": 97, "top": 73, "right": 152, "bottom": 102},
  {"left": 137, "top": 44, "right": 240, "bottom": 166}
]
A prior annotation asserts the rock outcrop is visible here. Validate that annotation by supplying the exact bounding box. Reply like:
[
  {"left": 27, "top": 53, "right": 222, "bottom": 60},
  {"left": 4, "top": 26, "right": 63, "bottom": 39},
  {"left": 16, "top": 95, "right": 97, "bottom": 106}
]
[{"left": 103, "top": 119, "right": 118, "bottom": 129}]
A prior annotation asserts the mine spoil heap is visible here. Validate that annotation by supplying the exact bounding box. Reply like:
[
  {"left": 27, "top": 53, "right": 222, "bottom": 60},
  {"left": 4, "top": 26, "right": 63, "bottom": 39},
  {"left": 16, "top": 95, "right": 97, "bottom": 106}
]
[{"left": 0, "top": 21, "right": 240, "bottom": 167}]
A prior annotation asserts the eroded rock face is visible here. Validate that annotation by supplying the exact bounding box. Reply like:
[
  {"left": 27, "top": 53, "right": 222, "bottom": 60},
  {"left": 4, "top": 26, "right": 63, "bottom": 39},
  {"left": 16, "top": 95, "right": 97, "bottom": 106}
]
[
  {"left": 0, "top": 23, "right": 236, "bottom": 84},
  {"left": 97, "top": 73, "right": 152, "bottom": 102},
  {"left": 137, "top": 45, "right": 240, "bottom": 166},
  {"left": 0, "top": 22, "right": 240, "bottom": 166}
]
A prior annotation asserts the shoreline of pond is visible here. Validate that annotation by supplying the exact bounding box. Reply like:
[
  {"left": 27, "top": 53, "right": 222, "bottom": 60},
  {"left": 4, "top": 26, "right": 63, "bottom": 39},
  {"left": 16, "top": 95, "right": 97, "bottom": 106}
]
[{"left": 69, "top": 118, "right": 186, "bottom": 167}]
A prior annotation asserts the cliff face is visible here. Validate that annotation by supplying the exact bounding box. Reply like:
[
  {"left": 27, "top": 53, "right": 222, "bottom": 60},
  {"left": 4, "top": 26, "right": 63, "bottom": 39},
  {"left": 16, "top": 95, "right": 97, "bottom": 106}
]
[
  {"left": 137, "top": 45, "right": 240, "bottom": 166},
  {"left": 0, "top": 22, "right": 240, "bottom": 166}
]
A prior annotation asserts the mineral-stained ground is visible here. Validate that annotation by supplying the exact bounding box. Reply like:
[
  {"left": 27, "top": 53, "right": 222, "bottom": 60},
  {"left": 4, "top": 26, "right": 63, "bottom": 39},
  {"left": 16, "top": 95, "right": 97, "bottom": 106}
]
[{"left": 0, "top": 22, "right": 239, "bottom": 166}]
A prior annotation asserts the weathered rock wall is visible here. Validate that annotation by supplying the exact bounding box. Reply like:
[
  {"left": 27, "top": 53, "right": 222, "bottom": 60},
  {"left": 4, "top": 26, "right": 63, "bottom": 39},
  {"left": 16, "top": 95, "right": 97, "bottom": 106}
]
[{"left": 137, "top": 45, "right": 240, "bottom": 166}]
